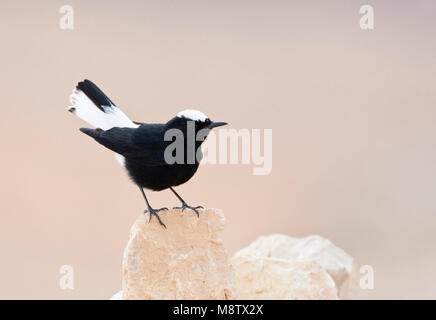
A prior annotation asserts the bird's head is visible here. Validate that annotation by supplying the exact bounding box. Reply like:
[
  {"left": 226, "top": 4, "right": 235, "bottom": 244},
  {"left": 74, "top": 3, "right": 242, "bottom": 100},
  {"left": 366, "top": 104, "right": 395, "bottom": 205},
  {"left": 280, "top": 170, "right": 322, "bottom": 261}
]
[
  {"left": 165, "top": 110, "right": 227, "bottom": 162},
  {"left": 167, "top": 109, "right": 227, "bottom": 138}
]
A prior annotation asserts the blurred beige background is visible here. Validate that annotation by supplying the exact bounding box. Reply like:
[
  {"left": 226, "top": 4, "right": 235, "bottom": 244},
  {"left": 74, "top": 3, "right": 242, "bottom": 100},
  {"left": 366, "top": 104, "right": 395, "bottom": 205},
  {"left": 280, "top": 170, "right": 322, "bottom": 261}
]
[{"left": 0, "top": 0, "right": 435, "bottom": 299}]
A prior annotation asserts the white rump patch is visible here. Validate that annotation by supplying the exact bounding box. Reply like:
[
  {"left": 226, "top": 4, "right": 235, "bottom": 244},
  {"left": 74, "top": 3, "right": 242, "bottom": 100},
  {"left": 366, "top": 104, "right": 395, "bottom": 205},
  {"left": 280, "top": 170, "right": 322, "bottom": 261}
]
[
  {"left": 177, "top": 109, "right": 208, "bottom": 122},
  {"left": 115, "top": 153, "right": 125, "bottom": 166}
]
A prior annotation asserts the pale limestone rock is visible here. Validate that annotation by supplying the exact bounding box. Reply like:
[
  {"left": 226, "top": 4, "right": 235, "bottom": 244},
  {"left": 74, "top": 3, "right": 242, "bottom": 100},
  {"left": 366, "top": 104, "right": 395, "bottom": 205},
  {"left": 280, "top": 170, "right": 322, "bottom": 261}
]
[
  {"left": 232, "top": 256, "right": 338, "bottom": 300},
  {"left": 110, "top": 290, "right": 123, "bottom": 300},
  {"left": 122, "top": 208, "right": 234, "bottom": 300},
  {"left": 232, "top": 234, "right": 357, "bottom": 298}
]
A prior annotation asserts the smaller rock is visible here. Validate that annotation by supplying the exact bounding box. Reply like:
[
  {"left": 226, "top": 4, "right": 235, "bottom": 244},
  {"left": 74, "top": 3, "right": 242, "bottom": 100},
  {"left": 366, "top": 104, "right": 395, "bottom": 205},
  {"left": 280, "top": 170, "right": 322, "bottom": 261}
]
[
  {"left": 232, "top": 234, "right": 357, "bottom": 298},
  {"left": 232, "top": 256, "right": 338, "bottom": 300},
  {"left": 110, "top": 291, "right": 123, "bottom": 300}
]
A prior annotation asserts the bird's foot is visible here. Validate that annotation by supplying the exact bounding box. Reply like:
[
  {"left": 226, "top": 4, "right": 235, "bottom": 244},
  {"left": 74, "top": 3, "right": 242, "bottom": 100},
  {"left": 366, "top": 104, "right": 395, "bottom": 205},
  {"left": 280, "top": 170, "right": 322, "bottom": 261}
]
[
  {"left": 144, "top": 207, "right": 168, "bottom": 228},
  {"left": 173, "top": 203, "right": 204, "bottom": 218}
]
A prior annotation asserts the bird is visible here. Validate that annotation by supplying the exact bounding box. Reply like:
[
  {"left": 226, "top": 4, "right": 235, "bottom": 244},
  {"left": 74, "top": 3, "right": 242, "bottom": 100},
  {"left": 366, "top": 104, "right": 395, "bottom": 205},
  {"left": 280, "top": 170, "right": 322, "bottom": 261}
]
[{"left": 68, "top": 79, "right": 227, "bottom": 228}]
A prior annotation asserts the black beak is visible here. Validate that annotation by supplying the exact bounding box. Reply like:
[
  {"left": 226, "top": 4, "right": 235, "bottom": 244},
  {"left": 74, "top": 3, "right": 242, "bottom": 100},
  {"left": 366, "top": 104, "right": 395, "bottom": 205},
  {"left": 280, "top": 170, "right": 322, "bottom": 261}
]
[{"left": 208, "top": 121, "right": 228, "bottom": 129}]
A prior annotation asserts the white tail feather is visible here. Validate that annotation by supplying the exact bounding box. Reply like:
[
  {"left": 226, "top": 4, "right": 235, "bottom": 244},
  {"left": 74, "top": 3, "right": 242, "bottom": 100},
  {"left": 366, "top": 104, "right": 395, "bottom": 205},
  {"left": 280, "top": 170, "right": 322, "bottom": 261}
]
[
  {"left": 69, "top": 88, "right": 138, "bottom": 166},
  {"left": 69, "top": 89, "right": 138, "bottom": 130}
]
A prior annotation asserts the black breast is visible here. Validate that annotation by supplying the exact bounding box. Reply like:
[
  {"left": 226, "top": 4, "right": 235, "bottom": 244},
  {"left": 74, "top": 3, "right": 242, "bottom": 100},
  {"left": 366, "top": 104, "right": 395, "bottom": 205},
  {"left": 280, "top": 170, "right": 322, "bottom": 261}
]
[
  {"left": 123, "top": 119, "right": 205, "bottom": 191},
  {"left": 125, "top": 161, "right": 200, "bottom": 191}
]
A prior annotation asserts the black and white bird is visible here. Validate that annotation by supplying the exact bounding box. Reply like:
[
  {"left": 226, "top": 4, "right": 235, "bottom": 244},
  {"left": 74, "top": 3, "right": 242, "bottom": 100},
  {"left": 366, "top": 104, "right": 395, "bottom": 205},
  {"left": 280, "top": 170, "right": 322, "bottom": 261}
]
[{"left": 68, "top": 79, "right": 227, "bottom": 228}]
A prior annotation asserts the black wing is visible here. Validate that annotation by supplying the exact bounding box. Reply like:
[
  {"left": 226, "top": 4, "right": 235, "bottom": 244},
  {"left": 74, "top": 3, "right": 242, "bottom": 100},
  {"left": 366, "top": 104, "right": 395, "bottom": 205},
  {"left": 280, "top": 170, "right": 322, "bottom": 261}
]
[{"left": 80, "top": 126, "right": 167, "bottom": 166}]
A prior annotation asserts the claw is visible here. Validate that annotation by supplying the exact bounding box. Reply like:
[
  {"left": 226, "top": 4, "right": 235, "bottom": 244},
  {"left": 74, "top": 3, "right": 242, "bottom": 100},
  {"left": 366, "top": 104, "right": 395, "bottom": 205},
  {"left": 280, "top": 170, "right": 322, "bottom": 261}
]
[
  {"left": 143, "top": 207, "right": 167, "bottom": 228},
  {"left": 173, "top": 203, "right": 203, "bottom": 218},
  {"left": 144, "top": 207, "right": 168, "bottom": 215}
]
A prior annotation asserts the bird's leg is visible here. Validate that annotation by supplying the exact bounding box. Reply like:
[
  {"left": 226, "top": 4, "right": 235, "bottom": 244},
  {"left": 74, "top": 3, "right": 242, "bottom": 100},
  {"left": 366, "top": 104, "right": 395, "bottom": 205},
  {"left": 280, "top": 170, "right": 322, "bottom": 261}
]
[
  {"left": 169, "top": 187, "right": 203, "bottom": 218},
  {"left": 138, "top": 187, "right": 167, "bottom": 228}
]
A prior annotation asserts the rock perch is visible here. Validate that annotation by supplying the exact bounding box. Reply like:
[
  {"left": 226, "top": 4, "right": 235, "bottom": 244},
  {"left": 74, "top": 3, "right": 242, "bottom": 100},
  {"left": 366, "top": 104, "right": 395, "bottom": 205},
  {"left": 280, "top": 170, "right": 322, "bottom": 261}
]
[
  {"left": 122, "top": 208, "right": 234, "bottom": 299},
  {"left": 231, "top": 234, "right": 358, "bottom": 299}
]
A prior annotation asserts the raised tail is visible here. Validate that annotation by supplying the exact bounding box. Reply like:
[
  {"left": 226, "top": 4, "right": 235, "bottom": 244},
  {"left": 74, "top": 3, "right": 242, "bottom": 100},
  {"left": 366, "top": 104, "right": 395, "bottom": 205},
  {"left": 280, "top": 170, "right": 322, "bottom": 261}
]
[{"left": 68, "top": 79, "right": 138, "bottom": 130}]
